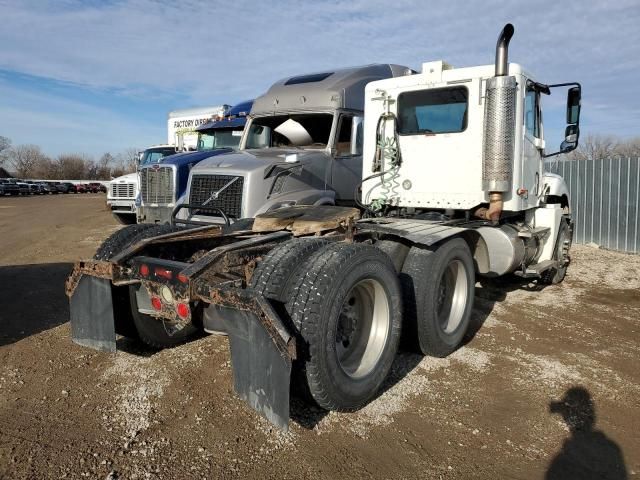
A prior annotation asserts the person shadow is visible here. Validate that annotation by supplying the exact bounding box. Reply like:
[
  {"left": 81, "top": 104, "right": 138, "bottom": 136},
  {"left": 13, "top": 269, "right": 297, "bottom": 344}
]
[{"left": 546, "top": 386, "right": 628, "bottom": 480}]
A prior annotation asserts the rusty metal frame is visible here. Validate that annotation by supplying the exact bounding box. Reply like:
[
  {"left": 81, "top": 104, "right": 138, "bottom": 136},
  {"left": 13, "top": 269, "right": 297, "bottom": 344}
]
[
  {"left": 180, "top": 230, "right": 292, "bottom": 279},
  {"left": 193, "top": 282, "right": 296, "bottom": 360},
  {"left": 109, "top": 224, "right": 228, "bottom": 264},
  {"left": 65, "top": 260, "right": 127, "bottom": 298}
]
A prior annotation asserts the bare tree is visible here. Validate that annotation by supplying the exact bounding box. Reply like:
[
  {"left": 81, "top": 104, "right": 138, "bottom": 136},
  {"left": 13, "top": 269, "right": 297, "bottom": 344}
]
[
  {"left": 614, "top": 137, "right": 640, "bottom": 158},
  {"left": 96, "top": 153, "right": 114, "bottom": 179},
  {"left": 56, "top": 154, "right": 93, "bottom": 179},
  {"left": 114, "top": 148, "right": 139, "bottom": 175},
  {"left": 0, "top": 136, "right": 12, "bottom": 168},
  {"left": 31, "top": 155, "right": 57, "bottom": 179},
  {"left": 4, "top": 145, "right": 49, "bottom": 177},
  {"left": 569, "top": 134, "right": 618, "bottom": 161},
  {"left": 0, "top": 136, "right": 10, "bottom": 154}
]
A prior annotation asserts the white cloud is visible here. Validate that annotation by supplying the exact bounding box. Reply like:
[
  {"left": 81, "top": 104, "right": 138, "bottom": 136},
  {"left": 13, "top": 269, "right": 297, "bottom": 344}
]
[{"left": 0, "top": 0, "right": 638, "bottom": 139}]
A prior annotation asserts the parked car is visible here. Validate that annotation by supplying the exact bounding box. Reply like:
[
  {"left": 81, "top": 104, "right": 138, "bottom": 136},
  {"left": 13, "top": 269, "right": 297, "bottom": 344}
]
[
  {"left": 0, "top": 180, "right": 20, "bottom": 196},
  {"left": 61, "top": 182, "right": 77, "bottom": 193},
  {"left": 75, "top": 184, "right": 87, "bottom": 193},
  {"left": 16, "top": 181, "right": 30, "bottom": 195},
  {"left": 54, "top": 182, "right": 68, "bottom": 194},
  {"left": 87, "top": 182, "right": 106, "bottom": 193},
  {"left": 27, "top": 183, "right": 41, "bottom": 194},
  {"left": 42, "top": 182, "right": 59, "bottom": 194}
]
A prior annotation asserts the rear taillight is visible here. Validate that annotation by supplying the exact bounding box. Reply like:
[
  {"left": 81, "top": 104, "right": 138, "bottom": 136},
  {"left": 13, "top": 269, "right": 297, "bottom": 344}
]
[
  {"left": 177, "top": 273, "right": 189, "bottom": 283},
  {"left": 151, "top": 297, "right": 162, "bottom": 311},
  {"left": 139, "top": 264, "right": 150, "bottom": 277},
  {"left": 176, "top": 302, "right": 190, "bottom": 319},
  {"left": 154, "top": 267, "right": 173, "bottom": 280}
]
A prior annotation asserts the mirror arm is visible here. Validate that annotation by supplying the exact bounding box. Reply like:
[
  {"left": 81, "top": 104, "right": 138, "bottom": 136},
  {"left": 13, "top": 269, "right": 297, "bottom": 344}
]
[
  {"left": 547, "top": 81, "right": 582, "bottom": 89},
  {"left": 543, "top": 150, "right": 563, "bottom": 158}
]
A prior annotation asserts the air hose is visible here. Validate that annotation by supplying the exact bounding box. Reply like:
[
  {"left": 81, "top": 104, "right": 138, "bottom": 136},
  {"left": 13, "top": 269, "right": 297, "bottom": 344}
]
[{"left": 355, "top": 106, "right": 402, "bottom": 216}]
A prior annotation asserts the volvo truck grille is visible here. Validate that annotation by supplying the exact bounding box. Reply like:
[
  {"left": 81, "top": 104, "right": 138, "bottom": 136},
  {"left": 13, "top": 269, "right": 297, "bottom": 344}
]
[
  {"left": 189, "top": 174, "right": 244, "bottom": 218},
  {"left": 110, "top": 183, "right": 135, "bottom": 199},
  {"left": 141, "top": 167, "right": 174, "bottom": 204}
]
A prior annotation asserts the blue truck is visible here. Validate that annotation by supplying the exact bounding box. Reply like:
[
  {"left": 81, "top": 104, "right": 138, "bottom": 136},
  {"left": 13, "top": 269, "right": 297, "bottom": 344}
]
[{"left": 136, "top": 100, "right": 253, "bottom": 224}]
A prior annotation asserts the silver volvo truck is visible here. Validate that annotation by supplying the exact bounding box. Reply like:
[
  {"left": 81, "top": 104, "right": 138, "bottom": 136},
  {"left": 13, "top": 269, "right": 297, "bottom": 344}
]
[{"left": 174, "top": 64, "right": 413, "bottom": 225}]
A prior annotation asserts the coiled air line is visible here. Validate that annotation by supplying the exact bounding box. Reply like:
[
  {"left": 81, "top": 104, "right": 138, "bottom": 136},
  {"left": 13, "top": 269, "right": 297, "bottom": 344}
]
[{"left": 355, "top": 89, "right": 402, "bottom": 216}]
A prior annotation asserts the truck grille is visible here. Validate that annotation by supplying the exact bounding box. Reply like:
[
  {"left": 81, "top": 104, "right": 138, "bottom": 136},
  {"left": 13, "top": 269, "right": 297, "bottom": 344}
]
[
  {"left": 141, "top": 167, "right": 174, "bottom": 204},
  {"left": 189, "top": 174, "right": 244, "bottom": 218},
  {"left": 110, "top": 183, "right": 135, "bottom": 199}
]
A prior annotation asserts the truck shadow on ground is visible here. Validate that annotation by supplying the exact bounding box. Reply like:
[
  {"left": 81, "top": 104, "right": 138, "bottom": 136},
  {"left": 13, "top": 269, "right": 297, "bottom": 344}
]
[
  {"left": 289, "top": 275, "right": 554, "bottom": 429},
  {"left": 464, "top": 275, "right": 548, "bottom": 344},
  {"left": 0, "top": 263, "right": 73, "bottom": 347}
]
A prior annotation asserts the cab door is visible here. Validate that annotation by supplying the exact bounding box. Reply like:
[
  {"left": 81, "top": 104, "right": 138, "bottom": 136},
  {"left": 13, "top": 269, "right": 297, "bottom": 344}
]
[
  {"left": 522, "top": 83, "right": 543, "bottom": 207},
  {"left": 331, "top": 113, "right": 364, "bottom": 203}
]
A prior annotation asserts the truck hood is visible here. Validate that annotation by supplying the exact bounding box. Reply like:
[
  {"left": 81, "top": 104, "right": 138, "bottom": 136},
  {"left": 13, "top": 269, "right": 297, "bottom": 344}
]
[
  {"left": 191, "top": 148, "right": 329, "bottom": 173},
  {"left": 111, "top": 173, "right": 138, "bottom": 184},
  {"left": 157, "top": 148, "right": 233, "bottom": 168}
]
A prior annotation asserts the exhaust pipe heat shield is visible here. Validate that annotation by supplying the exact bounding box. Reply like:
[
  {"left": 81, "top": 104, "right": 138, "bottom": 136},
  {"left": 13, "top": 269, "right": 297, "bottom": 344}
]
[{"left": 482, "top": 75, "right": 517, "bottom": 192}]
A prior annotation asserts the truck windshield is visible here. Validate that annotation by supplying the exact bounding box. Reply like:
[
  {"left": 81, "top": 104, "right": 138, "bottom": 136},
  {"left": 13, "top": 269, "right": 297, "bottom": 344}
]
[
  {"left": 197, "top": 128, "right": 244, "bottom": 151},
  {"left": 141, "top": 148, "right": 177, "bottom": 166},
  {"left": 245, "top": 113, "right": 333, "bottom": 149}
]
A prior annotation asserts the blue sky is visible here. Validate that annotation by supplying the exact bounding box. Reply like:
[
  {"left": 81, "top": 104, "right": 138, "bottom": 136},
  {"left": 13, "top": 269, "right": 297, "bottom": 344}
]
[{"left": 0, "top": 0, "right": 638, "bottom": 157}]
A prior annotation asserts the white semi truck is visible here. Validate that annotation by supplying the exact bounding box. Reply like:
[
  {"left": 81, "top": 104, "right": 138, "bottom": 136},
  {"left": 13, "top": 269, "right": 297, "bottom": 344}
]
[
  {"left": 168, "top": 105, "right": 229, "bottom": 151},
  {"left": 106, "top": 106, "right": 228, "bottom": 224},
  {"left": 105, "top": 146, "right": 175, "bottom": 224},
  {"left": 68, "top": 24, "right": 580, "bottom": 431},
  {"left": 106, "top": 173, "right": 139, "bottom": 224}
]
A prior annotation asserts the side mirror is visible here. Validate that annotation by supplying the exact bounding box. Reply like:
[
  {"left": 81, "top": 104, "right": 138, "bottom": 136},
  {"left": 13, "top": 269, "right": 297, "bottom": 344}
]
[
  {"left": 566, "top": 86, "right": 581, "bottom": 124},
  {"left": 544, "top": 82, "right": 582, "bottom": 158},
  {"left": 560, "top": 124, "right": 579, "bottom": 153}
]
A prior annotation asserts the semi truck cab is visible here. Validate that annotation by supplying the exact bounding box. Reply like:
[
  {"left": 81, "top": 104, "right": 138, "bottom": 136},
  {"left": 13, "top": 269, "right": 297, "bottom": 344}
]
[
  {"left": 177, "top": 65, "right": 413, "bottom": 226},
  {"left": 137, "top": 101, "right": 253, "bottom": 224}
]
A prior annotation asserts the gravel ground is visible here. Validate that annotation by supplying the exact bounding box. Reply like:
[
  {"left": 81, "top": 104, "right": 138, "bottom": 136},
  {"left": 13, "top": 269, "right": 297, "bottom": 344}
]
[{"left": 0, "top": 194, "right": 638, "bottom": 479}]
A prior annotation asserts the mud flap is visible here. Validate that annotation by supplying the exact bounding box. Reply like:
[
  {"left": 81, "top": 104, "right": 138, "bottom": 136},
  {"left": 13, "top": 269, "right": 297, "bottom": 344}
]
[
  {"left": 70, "top": 276, "right": 117, "bottom": 352},
  {"left": 222, "top": 307, "right": 292, "bottom": 431}
]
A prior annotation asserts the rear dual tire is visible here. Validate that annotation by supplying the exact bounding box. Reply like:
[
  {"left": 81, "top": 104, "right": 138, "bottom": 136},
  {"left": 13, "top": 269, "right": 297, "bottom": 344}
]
[
  {"left": 253, "top": 240, "right": 402, "bottom": 411},
  {"left": 400, "top": 238, "right": 475, "bottom": 357}
]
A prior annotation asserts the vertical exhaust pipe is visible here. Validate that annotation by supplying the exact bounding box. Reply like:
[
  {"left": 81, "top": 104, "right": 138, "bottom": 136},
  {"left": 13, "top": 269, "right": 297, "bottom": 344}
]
[
  {"left": 478, "top": 23, "right": 517, "bottom": 224},
  {"left": 495, "top": 23, "right": 515, "bottom": 77}
]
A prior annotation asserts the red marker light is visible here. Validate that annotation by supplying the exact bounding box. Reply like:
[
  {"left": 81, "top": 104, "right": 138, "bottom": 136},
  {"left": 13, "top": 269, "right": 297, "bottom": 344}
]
[
  {"left": 177, "top": 273, "right": 189, "bottom": 283},
  {"left": 140, "top": 264, "right": 150, "bottom": 277},
  {"left": 154, "top": 267, "right": 173, "bottom": 280},
  {"left": 151, "top": 297, "right": 162, "bottom": 311},
  {"left": 176, "top": 302, "right": 190, "bottom": 319}
]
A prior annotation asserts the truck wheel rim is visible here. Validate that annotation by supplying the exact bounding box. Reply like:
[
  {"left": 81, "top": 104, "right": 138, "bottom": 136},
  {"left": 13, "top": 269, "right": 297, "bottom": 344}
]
[
  {"left": 335, "top": 279, "right": 390, "bottom": 379},
  {"left": 437, "top": 259, "right": 469, "bottom": 334}
]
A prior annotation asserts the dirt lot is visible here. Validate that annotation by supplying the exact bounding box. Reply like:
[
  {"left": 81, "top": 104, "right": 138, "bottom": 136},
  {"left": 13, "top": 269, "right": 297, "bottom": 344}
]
[{"left": 0, "top": 194, "right": 638, "bottom": 480}]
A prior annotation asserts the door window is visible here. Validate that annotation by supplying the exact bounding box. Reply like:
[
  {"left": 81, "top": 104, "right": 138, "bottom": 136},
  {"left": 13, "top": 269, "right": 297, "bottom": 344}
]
[
  {"left": 525, "top": 86, "right": 541, "bottom": 138},
  {"left": 335, "top": 115, "right": 363, "bottom": 156}
]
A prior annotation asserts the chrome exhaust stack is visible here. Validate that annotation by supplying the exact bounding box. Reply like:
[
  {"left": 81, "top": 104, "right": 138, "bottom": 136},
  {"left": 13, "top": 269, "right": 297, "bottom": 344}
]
[
  {"left": 494, "top": 23, "right": 514, "bottom": 77},
  {"left": 480, "top": 24, "right": 517, "bottom": 224}
]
